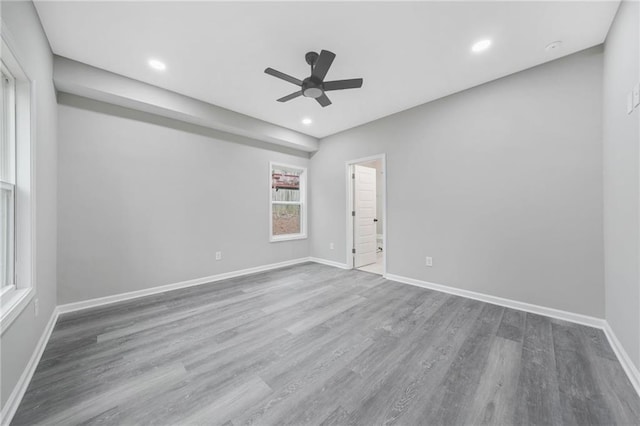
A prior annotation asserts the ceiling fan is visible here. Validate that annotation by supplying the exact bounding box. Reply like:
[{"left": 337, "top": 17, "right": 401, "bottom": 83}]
[{"left": 264, "top": 50, "right": 363, "bottom": 107}]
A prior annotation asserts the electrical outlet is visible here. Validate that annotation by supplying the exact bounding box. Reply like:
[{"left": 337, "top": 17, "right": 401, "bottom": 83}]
[
  {"left": 425, "top": 256, "right": 433, "bottom": 267},
  {"left": 34, "top": 298, "right": 39, "bottom": 317},
  {"left": 329, "top": 243, "right": 334, "bottom": 250},
  {"left": 215, "top": 251, "right": 222, "bottom": 261}
]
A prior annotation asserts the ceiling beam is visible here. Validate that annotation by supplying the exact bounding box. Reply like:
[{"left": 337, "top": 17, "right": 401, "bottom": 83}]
[{"left": 53, "top": 56, "right": 319, "bottom": 152}]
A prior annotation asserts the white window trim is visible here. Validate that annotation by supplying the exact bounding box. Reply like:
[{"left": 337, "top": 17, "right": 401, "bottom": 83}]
[
  {"left": 0, "top": 31, "right": 36, "bottom": 335},
  {"left": 0, "top": 181, "right": 15, "bottom": 290},
  {"left": 269, "top": 162, "right": 307, "bottom": 242}
]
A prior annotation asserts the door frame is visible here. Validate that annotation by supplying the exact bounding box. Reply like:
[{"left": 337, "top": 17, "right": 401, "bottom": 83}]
[{"left": 345, "top": 153, "right": 387, "bottom": 275}]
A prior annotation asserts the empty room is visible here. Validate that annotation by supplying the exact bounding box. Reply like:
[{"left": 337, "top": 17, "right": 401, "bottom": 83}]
[{"left": 1, "top": 0, "right": 640, "bottom": 424}]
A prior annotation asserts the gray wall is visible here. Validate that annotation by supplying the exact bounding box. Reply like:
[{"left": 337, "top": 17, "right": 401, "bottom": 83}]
[
  {"left": 0, "top": 1, "right": 58, "bottom": 411},
  {"left": 603, "top": 0, "right": 640, "bottom": 370},
  {"left": 57, "top": 95, "right": 309, "bottom": 304},
  {"left": 310, "top": 47, "right": 604, "bottom": 317}
]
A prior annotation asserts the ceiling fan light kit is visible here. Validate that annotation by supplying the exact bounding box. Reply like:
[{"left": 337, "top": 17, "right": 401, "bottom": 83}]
[{"left": 265, "top": 49, "right": 363, "bottom": 107}]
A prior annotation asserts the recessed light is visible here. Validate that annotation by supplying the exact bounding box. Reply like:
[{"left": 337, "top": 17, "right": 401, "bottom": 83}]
[
  {"left": 545, "top": 41, "right": 563, "bottom": 52},
  {"left": 148, "top": 59, "right": 166, "bottom": 71},
  {"left": 471, "top": 39, "right": 492, "bottom": 53},
  {"left": 302, "top": 118, "right": 312, "bottom": 125}
]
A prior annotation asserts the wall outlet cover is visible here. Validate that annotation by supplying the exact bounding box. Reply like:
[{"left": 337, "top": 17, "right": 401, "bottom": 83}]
[
  {"left": 215, "top": 251, "right": 222, "bottom": 261},
  {"left": 426, "top": 256, "right": 433, "bottom": 267}
]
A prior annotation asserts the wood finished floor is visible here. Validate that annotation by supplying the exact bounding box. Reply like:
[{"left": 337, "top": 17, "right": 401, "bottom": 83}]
[{"left": 12, "top": 263, "right": 640, "bottom": 425}]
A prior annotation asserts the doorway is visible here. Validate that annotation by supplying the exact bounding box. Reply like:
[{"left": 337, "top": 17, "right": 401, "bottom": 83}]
[{"left": 346, "top": 154, "right": 386, "bottom": 275}]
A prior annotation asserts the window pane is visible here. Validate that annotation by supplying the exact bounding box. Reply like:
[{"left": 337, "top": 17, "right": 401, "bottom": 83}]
[
  {"left": 0, "top": 71, "right": 6, "bottom": 182},
  {"left": 272, "top": 204, "right": 301, "bottom": 236},
  {"left": 1, "top": 186, "right": 13, "bottom": 287},
  {"left": 1, "top": 68, "right": 15, "bottom": 184},
  {"left": 272, "top": 167, "right": 301, "bottom": 202}
]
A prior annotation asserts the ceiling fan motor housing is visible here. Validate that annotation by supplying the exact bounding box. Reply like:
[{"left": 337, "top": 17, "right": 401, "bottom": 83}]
[{"left": 302, "top": 77, "right": 323, "bottom": 98}]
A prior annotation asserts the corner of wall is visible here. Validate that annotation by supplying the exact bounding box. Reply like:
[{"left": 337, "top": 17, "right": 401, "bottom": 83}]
[
  {"left": 602, "top": 0, "right": 640, "bottom": 374},
  {"left": 0, "top": 0, "right": 58, "bottom": 417}
]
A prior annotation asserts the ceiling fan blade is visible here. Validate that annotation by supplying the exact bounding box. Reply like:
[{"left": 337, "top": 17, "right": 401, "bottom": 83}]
[
  {"left": 316, "top": 93, "right": 332, "bottom": 107},
  {"left": 324, "top": 78, "right": 363, "bottom": 91},
  {"left": 311, "top": 50, "right": 336, "bottom": 81},
  {"left": 277, "top": 91, "right": 303, "bottom": 102},
  {"left": 264, "top": 68, "right": 302, "bottom": 86}
]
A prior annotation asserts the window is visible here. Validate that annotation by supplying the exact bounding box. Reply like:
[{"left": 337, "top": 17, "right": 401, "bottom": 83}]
[
  {"left": 270, "top": 163, "right": 307, "bottom": 241},
  {"left": 0, "top": 63, "right": 15, "bottom": 295},
  {"left": 0, "top": 35, "right": 34, "bottom": 333}
]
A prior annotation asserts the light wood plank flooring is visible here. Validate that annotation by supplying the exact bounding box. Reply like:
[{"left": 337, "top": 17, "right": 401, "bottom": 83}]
[{"left": 12, "top": 263, "right": 640, "bottom": 425}]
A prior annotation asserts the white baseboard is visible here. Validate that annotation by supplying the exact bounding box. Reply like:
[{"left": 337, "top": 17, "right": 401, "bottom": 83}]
[
  {"left": 385, "top": 272, "right": 640, "bottom": 399},
  {"left": 602, "top": 322, "right": 640, "bottom": 398},
  {"left": 5, "top": 259, "right": 639, "bottom": 426},
  {"left": 58, "top": 257, "right": 312, "bottom": 314},
  {"left": 2, "top": 258, "right": 311, "bottom": 424},
  {"left": 57, "top": 256, "right": 356, "bottom": 315},
  {"left": 385, "top": 273, "right": 605, "bottom": 329},
  {"left": 1, "top": 307, "right": 59, "bottom": 426},
  {"left": 56, "top": 262, "right": 639, "bottom": 402},
  {"left": 308, "top": 257, "right": 351, "bottom": 270}
]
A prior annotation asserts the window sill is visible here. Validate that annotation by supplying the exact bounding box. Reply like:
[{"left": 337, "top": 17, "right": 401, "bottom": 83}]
[
  {"left": 270, "top": 234, "right": 308, "bottom": 243},
  {"left": 0, "top": 287, "right": 34, "bottom": 335}
]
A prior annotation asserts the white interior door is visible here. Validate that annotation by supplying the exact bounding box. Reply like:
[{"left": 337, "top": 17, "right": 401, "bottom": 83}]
[{"left": 354, "top": 164, "right": 377, "bottom": 268}]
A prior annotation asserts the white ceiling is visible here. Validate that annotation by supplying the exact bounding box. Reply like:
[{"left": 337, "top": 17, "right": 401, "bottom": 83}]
[{"left": 34, "top": 1, "right": 619, "bottom": 138}]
